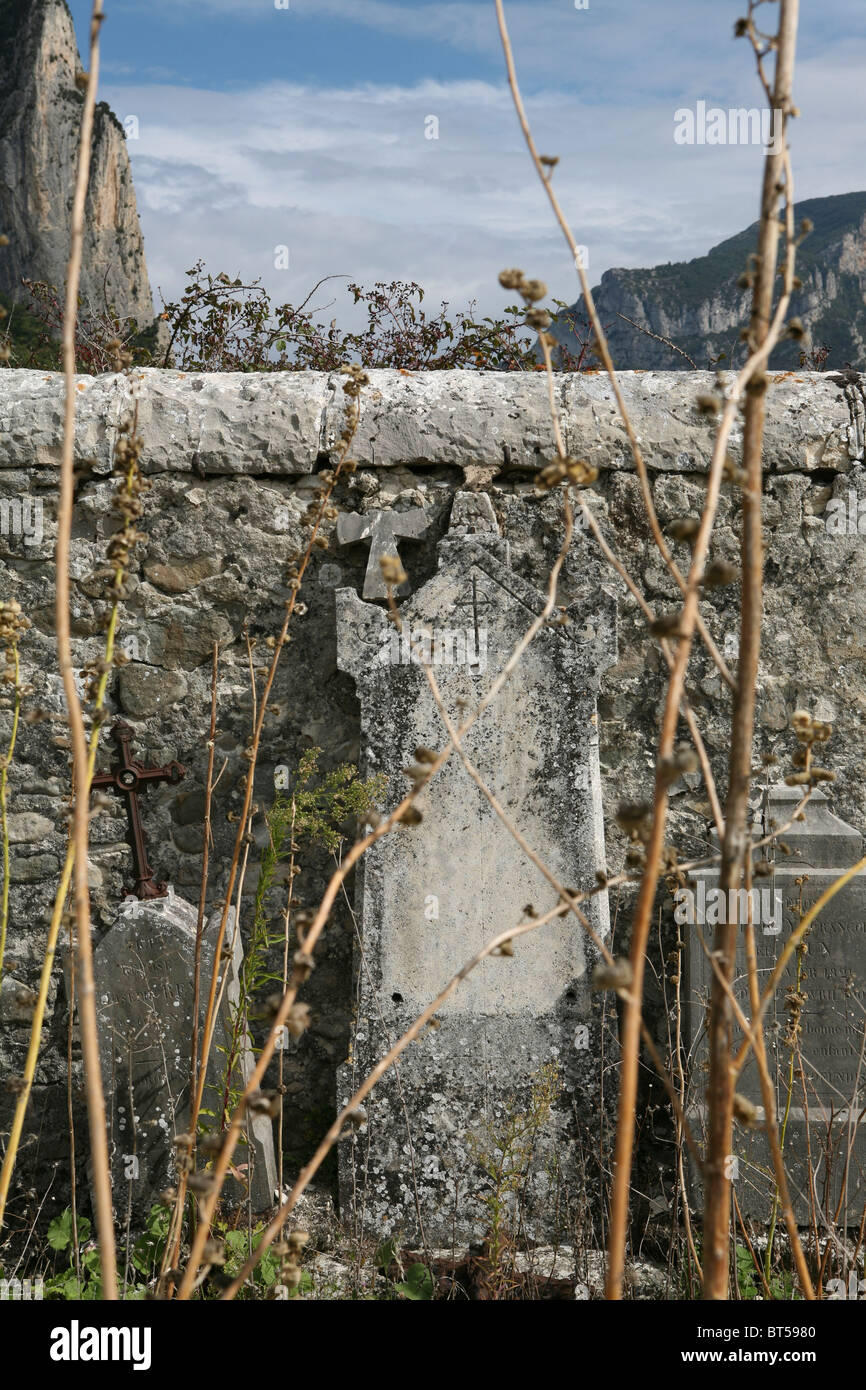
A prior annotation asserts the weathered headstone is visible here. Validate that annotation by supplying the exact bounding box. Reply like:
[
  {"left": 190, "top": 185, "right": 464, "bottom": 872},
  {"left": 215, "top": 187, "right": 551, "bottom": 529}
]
[
  {"left": 685, "top": 785, "right": 866, "bottom": 1221},
  {"left": 92, "top": 890, "right": 277, "bottom": 1224},
  {"left": 336, "top": 494, "right": 617, "bottom": 1243}
]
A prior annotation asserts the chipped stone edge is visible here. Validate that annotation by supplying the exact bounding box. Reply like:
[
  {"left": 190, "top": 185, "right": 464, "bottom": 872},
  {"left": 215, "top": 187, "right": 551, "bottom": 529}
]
[{"left": 0, "top": 369, "right": 860, "bottom": 477}]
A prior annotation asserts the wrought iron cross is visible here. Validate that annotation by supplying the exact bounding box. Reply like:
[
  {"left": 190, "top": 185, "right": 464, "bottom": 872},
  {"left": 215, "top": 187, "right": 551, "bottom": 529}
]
[{"left": 92, "top": 722, "right": 186, "bottom": 899}]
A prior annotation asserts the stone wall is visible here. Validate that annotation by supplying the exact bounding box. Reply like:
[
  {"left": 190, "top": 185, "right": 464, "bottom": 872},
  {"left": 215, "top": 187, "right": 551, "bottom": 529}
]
[{"left": 1, "top": 366, "right": 864, "bottom": 1232}]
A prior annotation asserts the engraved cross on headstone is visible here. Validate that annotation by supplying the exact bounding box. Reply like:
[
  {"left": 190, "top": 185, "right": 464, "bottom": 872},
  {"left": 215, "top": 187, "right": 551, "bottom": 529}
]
[
  {"left": 336, "top": 507, "right": 429, "bottom": 599},
  {"left": 91, "top": 722, "right": 186, "bottom": 899}
]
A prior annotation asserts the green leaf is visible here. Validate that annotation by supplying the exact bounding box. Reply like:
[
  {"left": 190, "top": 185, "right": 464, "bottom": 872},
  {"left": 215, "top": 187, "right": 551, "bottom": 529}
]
[
  {"left": 396, "top": 1262, "right": 433, "bottom": 1301},
  {"left": 375, "top": 1237, "right": 399, "bottom": 1271},
  {"left": 46, "top": 1209, "right": 80, "bottom": 1251}
]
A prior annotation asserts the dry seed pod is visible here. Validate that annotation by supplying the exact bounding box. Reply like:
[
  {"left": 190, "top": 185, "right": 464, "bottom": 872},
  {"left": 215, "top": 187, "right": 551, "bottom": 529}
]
[
  {"left": 520, "top": 278, "right": 547, "bottom": 303},
  {"left": 187, "top": 1172, "right": 216, "bottom": 1195},
  {"left": 403, "top": 763, "right": 430, "bottom": 785},
  {"left": 536, "top": 460, "right": 567, "bottom": 490},
  {"left": 702, "top": 560, "right": 739, "bottom": 589},
  {"left": 649, "top": 612, "right": 685, "bottom": 639},
  {"left": 286, "top": 1002, "right": 312, "bottom": 1038},
  {"left": 563, "top": 456, "right": 598, "bottom": 487},
  {"left": 667, "top": 516, "right": 701, "bottom": 542},
  {"left": 293, "top": 950, "right": 316, "bottom": 982},
  {"left": 246, "top": 1089, "right": 282, "bottom": 1118},
  {"left": 616, "top": 801, "right": 652, "bottom": 839},
  {"left": 733, "top": 1093, "right": 759, "bottom": 1128},
  {"left": 592, "top": 959, "right": 633, "bottom": 995},
  {"left": 499, "top": 268, "right": 525, "bottom": 289},
  {"left": 379, "top": 555, "right": 407, "bottom": 587},
  {"left": 658, "top": 743, "right": 699, "bottom": 784}
]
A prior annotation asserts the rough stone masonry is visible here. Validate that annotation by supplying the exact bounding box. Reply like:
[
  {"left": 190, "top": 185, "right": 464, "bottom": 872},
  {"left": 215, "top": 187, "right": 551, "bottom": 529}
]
[{"left": 1, "top": 367, "right": 865, "bottom": 1237}]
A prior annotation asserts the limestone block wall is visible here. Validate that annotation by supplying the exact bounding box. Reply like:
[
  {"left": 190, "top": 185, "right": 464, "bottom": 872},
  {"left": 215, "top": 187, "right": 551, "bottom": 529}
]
[{"left": 0, "top": 366, "right": 864, "bottom": 1223}]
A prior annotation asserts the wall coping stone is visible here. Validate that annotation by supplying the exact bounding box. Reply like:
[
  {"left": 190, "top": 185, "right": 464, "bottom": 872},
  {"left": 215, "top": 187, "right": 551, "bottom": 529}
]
[{"left": 0, "top": 368, "right": 860, "bottom": 477}]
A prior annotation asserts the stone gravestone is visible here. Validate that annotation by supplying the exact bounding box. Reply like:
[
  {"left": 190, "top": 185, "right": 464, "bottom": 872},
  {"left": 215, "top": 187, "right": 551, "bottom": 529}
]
[
  {"left": 336, "top": 493, "right": 617, "bottom": 1244},
  {"left": 685, "top": 784, "right": 866, "bottom": 1222},
  {"left": 93, "top": 890, "right": 277, "bottom": 1224}
]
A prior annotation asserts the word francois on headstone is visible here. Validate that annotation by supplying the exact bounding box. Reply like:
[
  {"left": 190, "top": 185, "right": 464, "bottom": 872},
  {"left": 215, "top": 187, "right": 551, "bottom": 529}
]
[
  {"left": 335, "top": 492, "right": 617, "bottom": 1243},
  {"left": 685, "top": 784, "right": 866, "bottom": 1222}
]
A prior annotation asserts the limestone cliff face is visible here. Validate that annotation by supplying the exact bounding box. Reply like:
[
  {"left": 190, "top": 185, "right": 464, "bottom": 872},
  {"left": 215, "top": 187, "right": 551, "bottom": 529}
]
[
  {"left": 555, "top": 191, "right": 866, "bottom": 372},
  {"left": 0, "top": 0, "right": 153, "bottom": 323}
]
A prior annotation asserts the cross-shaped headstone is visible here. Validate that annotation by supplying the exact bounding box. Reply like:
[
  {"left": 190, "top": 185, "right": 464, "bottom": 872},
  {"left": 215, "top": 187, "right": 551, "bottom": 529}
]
[
  {"left": 92, "top": 722, "right": 186, "bottom": 899},
  {"left": 336, "top": 507, "right": 429, "bottom": 599}
]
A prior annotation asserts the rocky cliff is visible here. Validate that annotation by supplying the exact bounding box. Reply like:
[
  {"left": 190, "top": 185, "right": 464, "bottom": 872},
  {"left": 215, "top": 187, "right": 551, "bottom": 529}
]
[
  {"left": 0, "top": 0, "right": 153, "bottom": 324},
  {"left": 554, "top": 191, "right": 866, "bottom": 373}
]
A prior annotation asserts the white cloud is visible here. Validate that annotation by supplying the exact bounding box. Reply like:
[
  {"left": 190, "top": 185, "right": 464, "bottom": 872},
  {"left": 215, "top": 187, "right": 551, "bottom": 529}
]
[{"left": 107, "top": 33, "right": 866, "bottom": 332}]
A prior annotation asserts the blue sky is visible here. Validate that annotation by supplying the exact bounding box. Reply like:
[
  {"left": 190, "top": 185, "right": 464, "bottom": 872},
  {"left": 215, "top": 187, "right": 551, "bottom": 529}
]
[{"left": 66, "top": 0, "right": 866, "bottom": 324}]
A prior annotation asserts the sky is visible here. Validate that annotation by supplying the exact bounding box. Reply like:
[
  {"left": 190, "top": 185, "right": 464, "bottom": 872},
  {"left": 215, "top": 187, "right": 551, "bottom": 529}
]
[{"left": 67, "top": 0, "right": 866, "bottom": 326}]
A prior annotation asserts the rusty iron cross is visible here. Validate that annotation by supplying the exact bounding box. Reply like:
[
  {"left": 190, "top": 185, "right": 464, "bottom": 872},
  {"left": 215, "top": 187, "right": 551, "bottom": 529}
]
[{"left": 92, "top": 722, "right": 186, "bottom": 900}]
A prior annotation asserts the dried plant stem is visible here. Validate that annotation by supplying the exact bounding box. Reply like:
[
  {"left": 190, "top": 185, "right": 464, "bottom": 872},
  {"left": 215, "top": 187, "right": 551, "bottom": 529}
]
[
  {"left": 538, "top": 330, "right": 725, "bottom": 837},
  {"left": 161, "top": 646, "right": 220, "bottom": 1283},
  {"left": 0, "top": 397, "right": 142, "bottom": 1238},
  {"left": 576, "top": 497, "right": 724, "bottom": 835},
  {"left": 191, "top": 647, "right": 219, "bottom": 1108},
  {"left": 219, "top": 901, "right": 570, "bottom": 1298},
  {"left": 0, "top": 850, "right": 72, "bottom": 1229},
  {"left": 189, "top": 414, "right": 359, "bottom": 1133},
  {"left": 491, "top": 3, "right": 799, "bottom": 1293},
  {"left": 176, "top": 491, "right": 577, "bottom": 1296},
  {"left": 671, "top": 934, "right": 702, "bottom": 1284},
  {"left": 0, "top": 584, "right": 134, "bottom": 1231},
  {"left": 743, "top": 912, "right": 813, "bottom": 1298},
  {"left": 0, "top": 642, "right": 21, "bottom": 984},
  {"left": 702, "top": 0, "right": 800, "bottom": 1298},
  {"left": 616, "top": 312, "right": 698, "bottom": 370},
  {"left": 49, "top": 0, "right": 118, "bottom": 1296},
  {"left": 65, "top": 916, "right": 81, "bottom": 1285},
  {"left": 277, "top": 797, "right": 297, "bottom": 1221},
  {"left": 413, "top": 599, "right": 705, "bottom": 1166},
  {"left": 734, "top": 852, "right": 866, "bottom": 1077},
  {"left": 493, "top": 0, "right": 734, "bottom": 693}
]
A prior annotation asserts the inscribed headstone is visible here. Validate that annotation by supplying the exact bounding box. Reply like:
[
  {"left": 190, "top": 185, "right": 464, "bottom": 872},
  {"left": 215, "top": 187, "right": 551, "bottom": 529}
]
[{"left": 336, "top": 494, "right": 617, "bottom": 1242}]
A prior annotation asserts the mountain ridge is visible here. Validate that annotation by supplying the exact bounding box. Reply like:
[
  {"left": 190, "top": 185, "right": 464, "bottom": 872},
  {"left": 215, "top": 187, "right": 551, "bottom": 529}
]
[{"left": 554, "top": 191, "right": 866, "bottom": 372}]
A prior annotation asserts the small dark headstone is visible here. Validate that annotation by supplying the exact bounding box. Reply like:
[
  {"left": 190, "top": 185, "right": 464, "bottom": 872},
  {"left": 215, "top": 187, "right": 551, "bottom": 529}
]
[{"left": 92, "top": 892, "right": 276, "bottom": 1225}]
